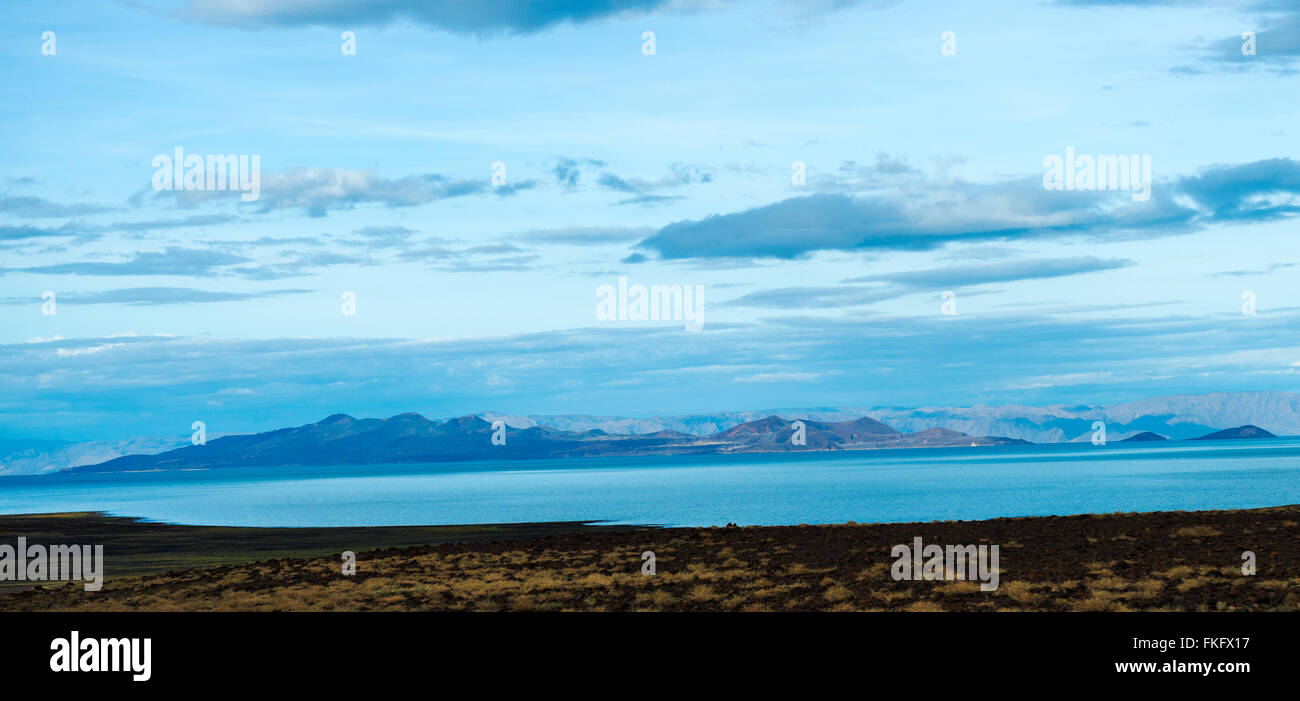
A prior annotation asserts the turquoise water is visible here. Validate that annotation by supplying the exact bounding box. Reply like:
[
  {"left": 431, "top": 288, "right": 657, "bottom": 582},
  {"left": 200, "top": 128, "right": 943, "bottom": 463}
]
[{"left": 1, "top": 439, "right": 1298, "bottom": 527}]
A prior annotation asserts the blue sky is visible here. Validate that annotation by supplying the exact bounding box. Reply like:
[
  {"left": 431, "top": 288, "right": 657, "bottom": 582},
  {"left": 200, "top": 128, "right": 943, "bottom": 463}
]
[{"left": 2, "top": 0, "right": 1299, "bottom": 441}]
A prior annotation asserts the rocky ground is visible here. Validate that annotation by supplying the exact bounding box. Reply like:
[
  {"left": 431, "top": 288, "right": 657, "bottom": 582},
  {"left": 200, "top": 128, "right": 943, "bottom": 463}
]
[{"left": 3, "top": 507, "right": 1297, "bottom": 611}]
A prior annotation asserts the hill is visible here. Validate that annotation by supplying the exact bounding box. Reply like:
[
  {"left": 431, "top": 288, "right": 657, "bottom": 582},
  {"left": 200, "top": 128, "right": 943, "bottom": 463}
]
[
  {"left": 71, "top": 413, "right": 1025, "bottom": 473},
  {"left": 1192, "top": 425, "right": 1276, "bottom": 441}
]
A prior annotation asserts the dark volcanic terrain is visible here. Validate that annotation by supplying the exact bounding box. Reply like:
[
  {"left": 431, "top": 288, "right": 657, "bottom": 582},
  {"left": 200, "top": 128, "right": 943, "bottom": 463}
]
[{"left": 4, "top": 507, "right": 1297, "bottom": 612}]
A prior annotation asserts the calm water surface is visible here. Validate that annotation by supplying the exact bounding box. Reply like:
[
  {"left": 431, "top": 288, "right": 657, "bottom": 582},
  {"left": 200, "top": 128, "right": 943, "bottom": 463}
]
[{"left": 1, "top": 439, "right": 1298, "bottom": 527}]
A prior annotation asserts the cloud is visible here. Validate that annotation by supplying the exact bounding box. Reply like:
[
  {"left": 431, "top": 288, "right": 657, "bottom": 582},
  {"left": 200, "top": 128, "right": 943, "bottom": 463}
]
[
  {"left": 1206, "top": 12, "right": 1300, "bottom": 69},
  {"left": 1053, "top": 1, "right": 1207, "bottom": 5},
  {"left": 843, "top": 257, "right": 1136, "bottom": 288},
  {"left": 722, "top": 285, "right": 903, "bottom": 309},
  {"left": 146, "top": 168, "right": 534, "bottom": 217},
  {"left": 1052, "top": 1, "right": 1300, "bottom": 73},
  {"left": 821, "top": 154, "right": 922, "bottom": 190},
  {"left": 597, "top": 162, "right": 712, "bottom": 205},
  {"left": 734, "top": 371, "right": 823, "bottom": 383},
  {"left": 432, "top": 254, "right": 541, "bottom": 273},
  {"left": 246, "top": 169, "right": 491, "bottom": 216},
  {"left": 637, "top": 189, "right": 1175, "bottom": 260},
  {"left": 8, "top": 307, "right": 1300, "bottom": 440},
  {"left": 180, "top": 0, "right": 673, "bottom": 35},
  {"left": 461, "top": 243, "right": 526, "bottom": 256},
  {"left": 388, "top": 240, "right": 542, "bottom": 273},
  {"left": 1115, "top": 5, "right": 1300, "bottom": 74},
  {"left": 0, "top": 223, "right": 84, "bottom": 242},
  {"left": 3, "top": 247, "right": 250, "bottom": 277},
  {"left": 88, "top": 288, "right": 305, "bottom": 305},
  {"left": 938, "top": 246, "right": 1025, "bottom": 262},
  {"left": 512, "top": 226, "right": 654, "bottom": 245},
  {"left": 1211, "top": 262, "right": 1297, "bottom": 277},
  {"left": 0, "top": 195, "right": 113, "bottom": 218},
  {"left": 636, "top": 159, "right": 1299, "bottom": 260},
  {"left": 614, "top": 194, "right": 685, "bottom": 206},
  {"left": 1176, "top": 158, "right": 1300, "bottom": 222},
  {"left": 0, "top": 287, "right": 312, "bottom": 306},
  {"left": 596, "top": 172, "right": 638, "bottom": 193},
  {"left": 215, "top": 236, "right": 330, "bottom": 249},
  {"left": 107, "top": 214, "right": 243, "bottom": 233},
  {"left": 0, "top": 215, "right": 243, "bottom": 249},
  {"left": 598, "top": 162, "right": 712, "bottom": 192},
  {"left": 228, "top": 250, "right": 367, "bottom": 280},
  {"left": 5, "top": 232, "right": 545, "bottom": 279},
  {"left": 534, "top": 158, "right": 711, "bottom": 204},
  {"left": 724, "top": 258, "right": 1136, "bottom": 309},
  {"left": 869, "top": 153, "right": 917, "bottom": 175},
  {"left": 56, "top": 343, "right": 127, "bottom": 357},
  {"left": 551, "top": 157, "right": 606, "bottom": 187},
  {"left": 352, "top": 225, "right": 419, "bottom": 247}
]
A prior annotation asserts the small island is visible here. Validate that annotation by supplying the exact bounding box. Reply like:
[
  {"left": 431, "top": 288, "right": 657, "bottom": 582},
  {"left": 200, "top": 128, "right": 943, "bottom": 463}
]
[
  {"left": 1121, "top": 432, "right": 1167, "bottom": 442},
  {"left": 1193, "top": 425, "right": 1276, "bottom": 440}
]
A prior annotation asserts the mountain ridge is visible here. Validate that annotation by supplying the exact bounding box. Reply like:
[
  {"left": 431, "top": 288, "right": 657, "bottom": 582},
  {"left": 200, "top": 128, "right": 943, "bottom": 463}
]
[
  {"left": 481, "top": 391, "right": 1300, "bottom": 442},
  {"left": 71, "top": 413, "right": 1029, "bottom": 473},
  {"left": 6, "top": 391, "right": 1294, "bottom": 475},
  {"left": 67, "top": 413, "right": 1282, "bottom": 474}
]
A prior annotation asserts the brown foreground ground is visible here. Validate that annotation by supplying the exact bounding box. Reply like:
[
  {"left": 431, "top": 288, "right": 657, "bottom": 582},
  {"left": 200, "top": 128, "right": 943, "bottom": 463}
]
[{"left": 2, "top": 507, "right": 1298, "bottom": 611}]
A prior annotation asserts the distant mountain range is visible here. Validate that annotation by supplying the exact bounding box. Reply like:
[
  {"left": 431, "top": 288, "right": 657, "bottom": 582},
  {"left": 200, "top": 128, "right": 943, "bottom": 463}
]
[
  {"left": 69, "top": 413, "right": 1032, "bottom": 473},
  {"left": 1, "top": 391, "right": 1291, "bottom": 475},
  {"left": 67, "top": 413, "right": 1277, "bottom": 474},
  {"left": 0, "top": 436, "right": 191, "bottom": 476},
  {"left": 483, "top": 391, "right": 1300, "bottom": 443}
]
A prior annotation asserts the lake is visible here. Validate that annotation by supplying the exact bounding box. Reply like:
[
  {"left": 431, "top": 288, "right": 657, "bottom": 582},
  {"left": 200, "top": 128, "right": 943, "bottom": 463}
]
[{"left": 1, "top": 439, "right": 1298, "bottom": 527}]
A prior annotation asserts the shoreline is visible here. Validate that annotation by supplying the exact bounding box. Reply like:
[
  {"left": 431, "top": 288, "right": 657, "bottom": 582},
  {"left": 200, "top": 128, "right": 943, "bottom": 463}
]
[{"left": 3, "top": 505, "right": 1298, "bottom": 611}]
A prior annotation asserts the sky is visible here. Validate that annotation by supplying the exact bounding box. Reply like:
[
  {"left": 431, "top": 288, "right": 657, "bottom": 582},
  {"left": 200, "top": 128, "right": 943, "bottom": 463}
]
[{"left": 1, "top": 0, "right": 1299, "bottom": 441}]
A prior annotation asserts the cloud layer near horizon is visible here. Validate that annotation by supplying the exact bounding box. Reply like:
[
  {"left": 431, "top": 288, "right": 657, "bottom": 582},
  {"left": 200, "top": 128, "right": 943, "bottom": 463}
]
[
  {"left": 636, "top": 159, "right": 1300, "bottom": 261},
  {"left": 180, "top": 0, "right": 673, "bottom": 34},
  {"left": 6, "top": 305, "right": 1300, "bottom": 440}
]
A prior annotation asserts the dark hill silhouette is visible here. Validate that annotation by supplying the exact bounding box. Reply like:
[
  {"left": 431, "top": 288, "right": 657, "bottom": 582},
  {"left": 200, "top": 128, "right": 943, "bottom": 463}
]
[
  {"left": 70, "top": 412, "right": 1028, "bottom": 473},
  {"left": 1192, "top": 425, "right": 1276, "bottom": 440},
  {"left": 1121, "top": 431, "right": 1167, "bottom": 442}
]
